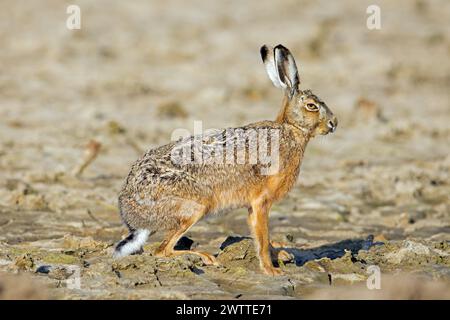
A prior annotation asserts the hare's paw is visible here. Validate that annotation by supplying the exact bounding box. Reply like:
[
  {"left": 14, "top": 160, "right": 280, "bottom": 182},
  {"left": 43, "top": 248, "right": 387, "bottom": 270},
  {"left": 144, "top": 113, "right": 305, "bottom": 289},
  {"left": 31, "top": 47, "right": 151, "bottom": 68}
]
[
  {"left": 156, "top": 248, "right": 219, "bottom": 266},
  {"left": 197, "top": 252, "right": 219, "bottom": 266}
]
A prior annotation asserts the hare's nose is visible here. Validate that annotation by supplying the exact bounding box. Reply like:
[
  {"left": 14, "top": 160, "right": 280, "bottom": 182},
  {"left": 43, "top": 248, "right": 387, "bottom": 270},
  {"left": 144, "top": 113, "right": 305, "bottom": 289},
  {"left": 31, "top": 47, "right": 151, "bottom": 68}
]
[{"left": 327, "top": 118, "right": 337, "bottom": 132}]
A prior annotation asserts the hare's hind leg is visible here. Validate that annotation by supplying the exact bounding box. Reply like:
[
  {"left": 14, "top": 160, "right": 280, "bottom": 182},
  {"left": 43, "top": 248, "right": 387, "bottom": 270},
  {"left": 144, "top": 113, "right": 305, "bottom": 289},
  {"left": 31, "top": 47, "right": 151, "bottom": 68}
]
[
  {"left": 154, "top": 213, "right": 217, "bottom": 266},
  {"left": 248, "top": 200, "right": 283, "bottom": 276}
]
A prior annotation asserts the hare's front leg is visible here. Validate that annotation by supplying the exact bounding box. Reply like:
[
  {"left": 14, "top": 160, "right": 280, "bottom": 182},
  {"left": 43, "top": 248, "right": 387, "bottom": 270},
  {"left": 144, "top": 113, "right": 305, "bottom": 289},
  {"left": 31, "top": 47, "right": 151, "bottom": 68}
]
[
  {"left": 248, "top": 200, "right": 283, "bottom": 276},
  {"left": 154, "top": 212, "right": 218, "bottom": 266}
]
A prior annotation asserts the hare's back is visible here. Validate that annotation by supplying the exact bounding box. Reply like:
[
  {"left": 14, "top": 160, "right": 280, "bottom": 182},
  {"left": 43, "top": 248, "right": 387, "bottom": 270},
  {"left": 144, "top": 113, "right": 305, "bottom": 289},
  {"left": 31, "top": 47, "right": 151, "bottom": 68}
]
[{"left": 125, "top": 123, "right": 282, "bottom": 195}]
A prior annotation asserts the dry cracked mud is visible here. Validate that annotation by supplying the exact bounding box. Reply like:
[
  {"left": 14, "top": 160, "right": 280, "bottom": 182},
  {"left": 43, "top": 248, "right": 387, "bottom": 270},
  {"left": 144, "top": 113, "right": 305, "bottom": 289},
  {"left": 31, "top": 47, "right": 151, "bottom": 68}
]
[{"left": 0, "top": 0, "right": 449, "bottom": 299}]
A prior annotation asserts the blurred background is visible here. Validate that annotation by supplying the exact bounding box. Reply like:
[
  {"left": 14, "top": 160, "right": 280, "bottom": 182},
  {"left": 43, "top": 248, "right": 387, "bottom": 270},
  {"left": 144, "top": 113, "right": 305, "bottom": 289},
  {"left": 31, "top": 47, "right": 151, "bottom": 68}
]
[{"left": 0, "top": 0, "right": 449, "bottom": 299}]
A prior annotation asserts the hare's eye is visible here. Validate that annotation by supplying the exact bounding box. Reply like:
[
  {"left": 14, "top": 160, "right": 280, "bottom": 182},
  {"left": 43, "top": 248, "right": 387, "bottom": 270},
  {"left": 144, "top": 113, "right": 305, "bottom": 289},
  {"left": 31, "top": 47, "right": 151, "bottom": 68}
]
[{"left": 305, "top": 103, "right": 319, "bottom": 112}]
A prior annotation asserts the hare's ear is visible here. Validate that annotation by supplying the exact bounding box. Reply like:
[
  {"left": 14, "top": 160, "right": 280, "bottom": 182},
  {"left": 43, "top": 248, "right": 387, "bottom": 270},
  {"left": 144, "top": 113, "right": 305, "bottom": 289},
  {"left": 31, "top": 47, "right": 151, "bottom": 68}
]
[
  {"left": 274, "top": 44, "right": 300, "bottom": 97},
  {"left": 260, "top": 45, "right": 285, "bottom": 89}
]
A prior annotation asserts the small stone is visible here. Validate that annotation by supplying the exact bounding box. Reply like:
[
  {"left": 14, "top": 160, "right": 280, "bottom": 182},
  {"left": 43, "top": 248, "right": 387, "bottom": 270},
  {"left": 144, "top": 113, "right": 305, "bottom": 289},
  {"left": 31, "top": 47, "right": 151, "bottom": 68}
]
[
  {"left": 374, "top": 234, "right": 388, "bottom": 243},
  {"left": 36, "top": 265, "right": 52, "bottom": 274},
  {"left": 107, "top": 120, "right": 126, "bottom": 135},
  {"left": 14, "top": 254, "right": 34, "bottom": 271},
  {"left": 156, "top": 101, "right": 188, "bottom": 119}
]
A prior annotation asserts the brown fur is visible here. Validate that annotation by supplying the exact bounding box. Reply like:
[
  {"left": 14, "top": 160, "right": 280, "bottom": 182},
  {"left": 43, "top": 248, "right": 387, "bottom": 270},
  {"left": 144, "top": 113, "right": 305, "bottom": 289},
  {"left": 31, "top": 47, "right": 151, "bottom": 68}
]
[{"left": 115, "top": 45, "right": 337, "bottom": 275}]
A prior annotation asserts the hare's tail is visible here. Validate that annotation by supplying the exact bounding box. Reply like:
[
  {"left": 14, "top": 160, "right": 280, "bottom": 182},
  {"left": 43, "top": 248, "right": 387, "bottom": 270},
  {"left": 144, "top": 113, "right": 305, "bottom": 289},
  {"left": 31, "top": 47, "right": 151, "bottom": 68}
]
[{"left": 113, "top": 229, "right": 151, "bottom": 258}]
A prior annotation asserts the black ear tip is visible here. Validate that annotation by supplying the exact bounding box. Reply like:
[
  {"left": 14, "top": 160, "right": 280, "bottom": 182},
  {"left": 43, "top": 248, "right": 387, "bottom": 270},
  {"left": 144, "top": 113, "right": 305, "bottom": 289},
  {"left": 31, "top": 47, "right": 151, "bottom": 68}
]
[
  {"left": 276, "top": 44, "right": 288, "bottom": 50},
  {"left": 260, "top": 45, "right": 268, "bottom": 61}
]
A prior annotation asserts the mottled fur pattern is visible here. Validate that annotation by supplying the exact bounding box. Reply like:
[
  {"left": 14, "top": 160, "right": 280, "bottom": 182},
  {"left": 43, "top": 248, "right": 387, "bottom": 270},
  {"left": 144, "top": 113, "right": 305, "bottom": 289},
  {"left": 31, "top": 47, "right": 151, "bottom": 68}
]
[
  {"left": 114, "top": 44, "right": 337, "bottom": 275},
  {"left": 119, "top": 122, "right": 305, "bottom": 228}
]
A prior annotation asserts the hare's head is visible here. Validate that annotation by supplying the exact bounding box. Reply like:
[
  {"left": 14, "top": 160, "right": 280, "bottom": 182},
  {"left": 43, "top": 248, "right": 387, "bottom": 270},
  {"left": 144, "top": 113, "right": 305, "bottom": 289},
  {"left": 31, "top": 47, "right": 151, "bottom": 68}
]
[{"left": 261, "top": 44, "right": 337, "bottom": 136}]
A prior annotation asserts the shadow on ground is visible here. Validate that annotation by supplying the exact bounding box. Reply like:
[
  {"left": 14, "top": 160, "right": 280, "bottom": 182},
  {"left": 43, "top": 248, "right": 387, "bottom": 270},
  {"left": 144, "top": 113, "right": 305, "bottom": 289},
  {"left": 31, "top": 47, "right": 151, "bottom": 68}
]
[{"left": 212, "top": 234, "right": 383, "bottom": 267}]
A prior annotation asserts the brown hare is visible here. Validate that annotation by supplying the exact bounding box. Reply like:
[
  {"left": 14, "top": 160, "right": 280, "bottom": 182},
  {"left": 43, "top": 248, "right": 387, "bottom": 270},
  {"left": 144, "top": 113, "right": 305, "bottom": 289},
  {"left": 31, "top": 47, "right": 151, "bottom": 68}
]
[{"left": 114, "top": 44, "right": 337, "bottom": 275}]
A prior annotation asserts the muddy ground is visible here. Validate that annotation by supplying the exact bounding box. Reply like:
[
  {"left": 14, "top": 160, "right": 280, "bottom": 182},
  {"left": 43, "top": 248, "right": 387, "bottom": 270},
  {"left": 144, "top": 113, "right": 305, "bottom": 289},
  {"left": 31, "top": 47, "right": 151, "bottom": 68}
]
[{"left": 0, "top": 0, "right": 449, "bottom": 299}]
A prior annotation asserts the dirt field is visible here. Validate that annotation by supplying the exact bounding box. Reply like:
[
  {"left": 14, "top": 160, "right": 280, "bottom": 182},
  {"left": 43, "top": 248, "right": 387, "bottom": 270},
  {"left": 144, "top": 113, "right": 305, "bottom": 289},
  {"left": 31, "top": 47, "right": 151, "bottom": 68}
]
[{"left": 0, "top": 0, "right": 449, "bottom": 299}]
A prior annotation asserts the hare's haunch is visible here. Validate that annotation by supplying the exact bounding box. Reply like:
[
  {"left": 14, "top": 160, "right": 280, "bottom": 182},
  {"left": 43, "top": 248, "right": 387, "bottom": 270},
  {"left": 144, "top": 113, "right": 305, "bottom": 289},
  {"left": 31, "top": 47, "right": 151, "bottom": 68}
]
[{"left": 114, "top": 44, "right": 337, "bottom": 276}]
